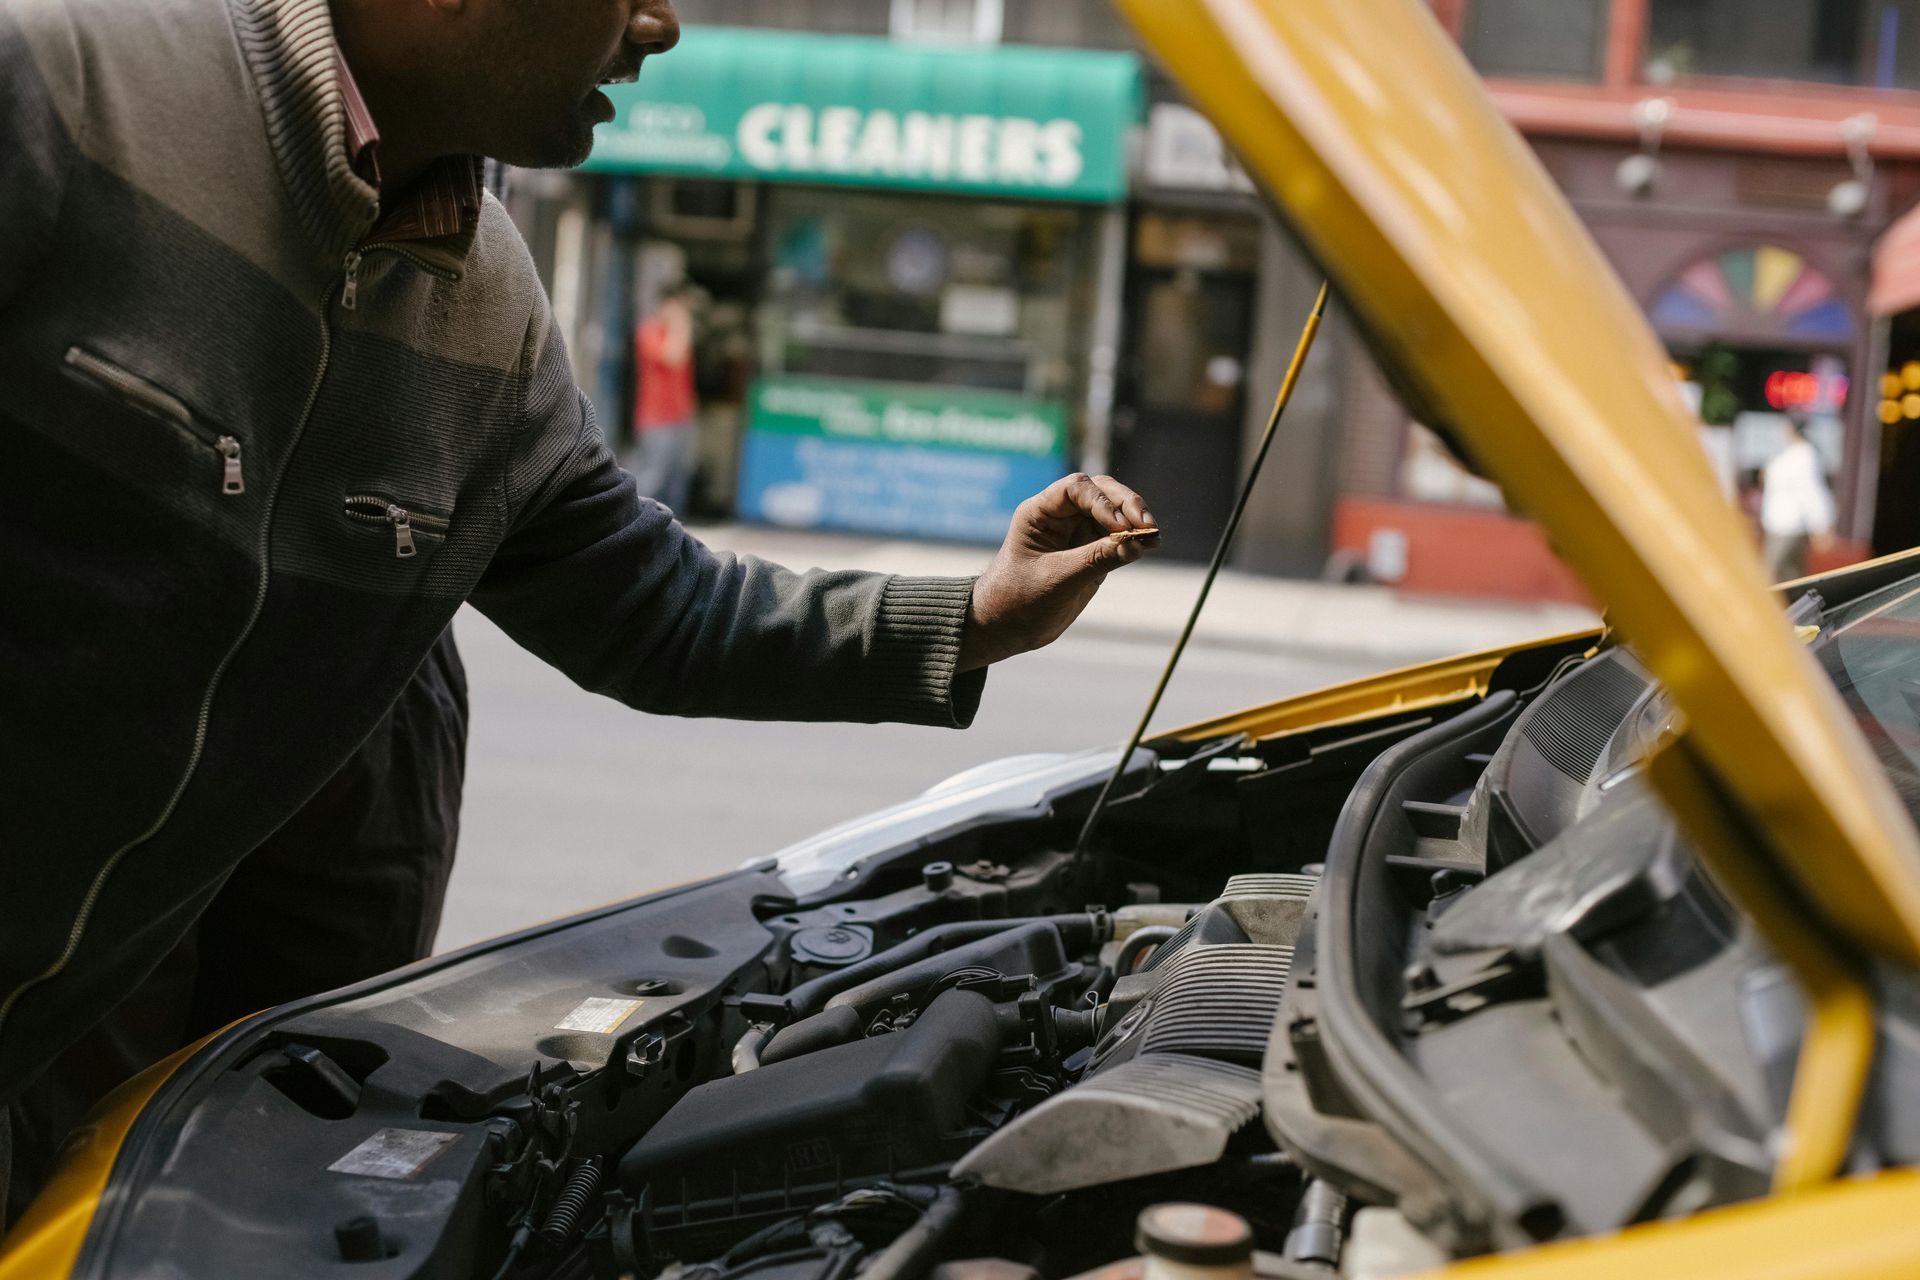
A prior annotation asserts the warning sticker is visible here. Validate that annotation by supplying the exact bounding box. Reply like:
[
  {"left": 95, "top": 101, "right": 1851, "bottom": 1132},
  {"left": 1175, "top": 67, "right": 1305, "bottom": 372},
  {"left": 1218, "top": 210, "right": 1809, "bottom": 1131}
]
[
  {"left": 328, "top": 1128, "right": 459, "bottom": 1180},
  {"left": 554, "top": 996, "right": 644, "bottom": 1035}
]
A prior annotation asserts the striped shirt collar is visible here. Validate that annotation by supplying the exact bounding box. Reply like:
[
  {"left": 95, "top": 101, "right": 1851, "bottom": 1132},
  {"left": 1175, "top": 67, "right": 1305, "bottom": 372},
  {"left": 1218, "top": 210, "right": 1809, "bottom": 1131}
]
[{"left": 335, "top": 51, "right": 482, "bottom": 244}]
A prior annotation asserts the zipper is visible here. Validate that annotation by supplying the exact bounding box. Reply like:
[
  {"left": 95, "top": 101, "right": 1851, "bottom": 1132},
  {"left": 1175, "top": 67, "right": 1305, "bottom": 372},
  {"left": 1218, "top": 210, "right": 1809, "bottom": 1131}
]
[
  {"left": 217, "top": 436, "right": 245, "bottom": 495},
  {"left": 62, "top": 346, "right": 245, "bottom": 496},
  {"left": 0, "top": 272, "right": 349, "bottom": 1052},
  {"left": 344, "top": 494, "right": 451, "bottom": 558},
  {"left": 340, "top": 243, "right": 460, "bottom": 312}
]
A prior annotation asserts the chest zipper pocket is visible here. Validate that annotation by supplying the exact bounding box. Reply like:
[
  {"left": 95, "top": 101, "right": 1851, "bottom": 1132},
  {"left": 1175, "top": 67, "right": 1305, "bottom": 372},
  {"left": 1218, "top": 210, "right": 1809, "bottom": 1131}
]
[
  {"left": 344, "top": 494, "right": 451, "bottom": 559},
  {"left": 62, "top": 346, "right": 245, "bottom": 495}
]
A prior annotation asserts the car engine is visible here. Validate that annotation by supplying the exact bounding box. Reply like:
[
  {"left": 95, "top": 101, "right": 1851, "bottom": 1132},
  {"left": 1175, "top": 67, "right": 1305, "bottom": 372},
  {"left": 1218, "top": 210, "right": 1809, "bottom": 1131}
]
[{"left": 64, "top": 624, "right": 1920, "bottom": 1280}]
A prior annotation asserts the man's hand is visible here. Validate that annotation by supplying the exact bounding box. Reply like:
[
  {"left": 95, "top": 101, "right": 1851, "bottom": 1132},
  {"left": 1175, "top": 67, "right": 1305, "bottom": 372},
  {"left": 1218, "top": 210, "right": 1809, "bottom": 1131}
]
[{"left": 958, "top": 473, "right": 1158, "bottom": 671}]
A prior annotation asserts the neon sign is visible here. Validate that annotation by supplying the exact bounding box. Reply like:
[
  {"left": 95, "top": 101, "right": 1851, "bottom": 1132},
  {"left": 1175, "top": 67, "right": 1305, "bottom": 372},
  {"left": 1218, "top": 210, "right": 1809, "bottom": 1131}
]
[{"left": 1764, "top": 370, "right": 1848, "bottom": 412}]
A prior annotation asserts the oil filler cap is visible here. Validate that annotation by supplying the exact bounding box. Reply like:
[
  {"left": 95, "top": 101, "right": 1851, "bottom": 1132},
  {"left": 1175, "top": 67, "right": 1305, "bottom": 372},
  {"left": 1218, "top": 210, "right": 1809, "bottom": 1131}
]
[
  {"left": 1136, "top": 1203, "right": 1254, "bottom": 1270},
  {"left": 789, "top": 924, "right": 873, "bottom": 967}
]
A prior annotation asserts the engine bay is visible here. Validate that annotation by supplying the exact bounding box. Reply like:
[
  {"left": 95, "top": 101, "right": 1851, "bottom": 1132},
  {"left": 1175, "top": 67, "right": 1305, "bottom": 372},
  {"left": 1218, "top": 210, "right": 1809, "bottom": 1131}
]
[{"left": 68, "top": 625, "right": 1920, "bottom": 1280}]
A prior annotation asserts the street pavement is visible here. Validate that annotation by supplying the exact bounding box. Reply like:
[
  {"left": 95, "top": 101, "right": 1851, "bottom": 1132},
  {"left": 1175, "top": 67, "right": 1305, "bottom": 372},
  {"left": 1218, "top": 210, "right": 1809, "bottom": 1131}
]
[{"left": 434, "top": 524, "right": 1599, "bottom": 950}]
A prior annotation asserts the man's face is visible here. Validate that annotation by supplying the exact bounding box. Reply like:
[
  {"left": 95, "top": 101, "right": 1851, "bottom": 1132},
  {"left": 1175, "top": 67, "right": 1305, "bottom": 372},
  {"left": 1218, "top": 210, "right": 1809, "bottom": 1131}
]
[{"left": 463, "top": 0, "right": 679, "bottom": 169}]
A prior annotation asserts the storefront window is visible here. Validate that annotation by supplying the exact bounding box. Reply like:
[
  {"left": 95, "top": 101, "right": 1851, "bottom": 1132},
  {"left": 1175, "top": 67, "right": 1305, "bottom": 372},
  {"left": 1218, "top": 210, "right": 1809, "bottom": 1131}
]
[
  {"left": 674, "top": 0, "right": 889, "bottom": 37},
  {"left": 1130, "top": 215, "right": 1258, "bottom": 416},
  {"left": 1113, "top": 212, "right": 1261, "bottom": 562},
  {"left": 1674, "top": 345, "right": 1848, "bottom": 515},
  {"left": 1003, "top": 0, "right": 1138, "bottom": 51},
  {"left": 889, "top": 0, "right": 1002, "bottom": 43},
  {"left": 759, "top": 188, "right": 1095, "bottom": 401},
  {"left": 1646, "top": 0, "right": 1920, "bottom": 89},
  {"left": 1462, "top": 0, "right": 1608, "bottom": 81}
]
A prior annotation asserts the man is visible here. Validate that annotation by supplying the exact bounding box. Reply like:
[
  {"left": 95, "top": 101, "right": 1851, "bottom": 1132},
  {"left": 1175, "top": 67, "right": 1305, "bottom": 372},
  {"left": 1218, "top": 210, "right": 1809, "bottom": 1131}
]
[
  {"left": 1760, "top": 413, "right": 1836, "bottom": 581},
  {"left": 628, "top": 281, "right": 700, "bottom": 513},
  {"left": 0, "top": 0, "right": 1157, "bottom": 1212}
]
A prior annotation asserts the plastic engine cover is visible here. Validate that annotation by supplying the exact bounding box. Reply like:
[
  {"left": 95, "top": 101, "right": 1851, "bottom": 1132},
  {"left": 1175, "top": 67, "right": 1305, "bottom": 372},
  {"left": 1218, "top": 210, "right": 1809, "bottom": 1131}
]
[{"left": 618, "top": 990, "right": 1003, "bottom": 1214}]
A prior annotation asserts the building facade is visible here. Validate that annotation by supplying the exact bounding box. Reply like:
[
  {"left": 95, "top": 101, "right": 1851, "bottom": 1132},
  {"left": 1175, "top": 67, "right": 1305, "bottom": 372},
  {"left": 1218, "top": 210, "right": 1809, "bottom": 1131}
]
[
  {"left": 1333, "top": 0, "right": 1920, "bottom": 599},
  {"left": 512, "top": 0, "right": 1920, "bottom": 596}
]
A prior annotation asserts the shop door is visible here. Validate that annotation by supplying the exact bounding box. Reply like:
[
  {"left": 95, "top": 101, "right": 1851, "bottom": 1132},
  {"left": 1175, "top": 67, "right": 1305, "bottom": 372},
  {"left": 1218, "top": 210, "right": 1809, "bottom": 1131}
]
[{"left": 1114, "top": 265, "right": 1255, "bottom": 562}]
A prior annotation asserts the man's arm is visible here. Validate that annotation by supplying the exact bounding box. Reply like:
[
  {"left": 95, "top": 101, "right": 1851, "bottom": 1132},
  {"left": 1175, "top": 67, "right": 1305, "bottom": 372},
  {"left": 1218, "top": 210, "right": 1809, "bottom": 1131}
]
[
  {"left": 472, "top": 319, "right": 982, "bottom": 726},
  {"left": 473, "top": 423, "right": 984, "bottom": 725},
  {"left": 471, "top": 319, "right": 1154, "bottom": 726},
  {"left": 0, "top": 1, "right": 79, "bottom": 309}
]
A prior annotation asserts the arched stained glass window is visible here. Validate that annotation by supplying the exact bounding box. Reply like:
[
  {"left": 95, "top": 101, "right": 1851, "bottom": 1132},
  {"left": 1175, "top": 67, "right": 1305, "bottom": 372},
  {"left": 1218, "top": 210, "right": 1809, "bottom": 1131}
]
[{"left": 1650, "top": 245, "right": 1853, "bottom": 343}]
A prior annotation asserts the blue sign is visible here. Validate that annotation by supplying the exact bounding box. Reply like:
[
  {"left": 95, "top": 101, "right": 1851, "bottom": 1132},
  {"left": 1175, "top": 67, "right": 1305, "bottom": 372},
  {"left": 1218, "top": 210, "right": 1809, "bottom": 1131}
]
[
  {"left": 735, "top": 377, "right": 1070, "bottom": 543},
  {"left": 737, "top": 432, "right": 1068, "bottom": 544}
]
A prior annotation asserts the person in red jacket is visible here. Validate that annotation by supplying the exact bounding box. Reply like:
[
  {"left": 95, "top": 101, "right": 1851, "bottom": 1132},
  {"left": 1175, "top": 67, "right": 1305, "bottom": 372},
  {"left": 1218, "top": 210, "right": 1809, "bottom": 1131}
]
[{"left": 628, "top": 282, "right": 700, "bottom": 514}]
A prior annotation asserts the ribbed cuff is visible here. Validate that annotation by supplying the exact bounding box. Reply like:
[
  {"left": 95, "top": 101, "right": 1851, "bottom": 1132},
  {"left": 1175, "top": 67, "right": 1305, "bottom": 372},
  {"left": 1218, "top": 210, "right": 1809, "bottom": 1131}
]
[{"left": 868, "top": 575, "right": 986, "bottom": 729}]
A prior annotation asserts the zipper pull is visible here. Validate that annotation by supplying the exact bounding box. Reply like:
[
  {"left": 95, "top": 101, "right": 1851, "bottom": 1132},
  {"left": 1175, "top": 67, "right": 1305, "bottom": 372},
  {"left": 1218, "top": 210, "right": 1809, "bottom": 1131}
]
[
  {"left": 342, "top": 251, "right": 362, "bottom": 311},
  {"left": 217, "top": 436, "right": 245, "bottom": 495},
  {"left": 388, "top": 504, "right": 417, "bottom": 558}
]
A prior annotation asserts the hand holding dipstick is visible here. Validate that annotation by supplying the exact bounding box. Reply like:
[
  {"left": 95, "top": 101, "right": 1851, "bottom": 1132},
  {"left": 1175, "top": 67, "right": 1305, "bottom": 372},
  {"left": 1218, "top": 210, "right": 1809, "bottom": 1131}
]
[{"left": 957, "top": 473, "right": 1161, "bottom": 671}]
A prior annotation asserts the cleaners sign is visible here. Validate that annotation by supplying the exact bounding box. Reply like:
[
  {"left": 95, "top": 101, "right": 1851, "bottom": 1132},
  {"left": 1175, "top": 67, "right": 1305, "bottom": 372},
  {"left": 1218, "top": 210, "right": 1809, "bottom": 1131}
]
[
  {"left": 736, "top": 106, "right": 1085, "bottom": 189},
  {"left": 585, "top": 27, "right": 1142, "bottom": 203},
  {"left": 736, "top": 377, "right": 1070, "bottom": 543}
]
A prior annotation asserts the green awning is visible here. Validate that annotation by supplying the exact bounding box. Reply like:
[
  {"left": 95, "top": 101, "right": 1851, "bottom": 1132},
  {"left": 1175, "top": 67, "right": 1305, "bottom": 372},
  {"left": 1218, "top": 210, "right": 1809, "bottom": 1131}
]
[{"left": 582, "top": 27, "right": 1144, "bottom": 203}]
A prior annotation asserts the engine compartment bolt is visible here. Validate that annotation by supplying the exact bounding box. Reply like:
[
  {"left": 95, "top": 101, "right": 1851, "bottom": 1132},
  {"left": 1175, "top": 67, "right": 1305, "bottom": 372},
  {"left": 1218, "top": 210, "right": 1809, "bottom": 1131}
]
[{"left": 923, "top": 861, "right": 955, "bottom": 892}]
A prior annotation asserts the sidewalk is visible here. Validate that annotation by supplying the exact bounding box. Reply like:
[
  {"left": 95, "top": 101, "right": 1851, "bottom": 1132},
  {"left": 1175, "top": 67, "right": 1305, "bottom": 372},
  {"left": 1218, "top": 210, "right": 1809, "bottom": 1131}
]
[{"left": 687, "top": 522, "right": 1601, "bottom": 668}]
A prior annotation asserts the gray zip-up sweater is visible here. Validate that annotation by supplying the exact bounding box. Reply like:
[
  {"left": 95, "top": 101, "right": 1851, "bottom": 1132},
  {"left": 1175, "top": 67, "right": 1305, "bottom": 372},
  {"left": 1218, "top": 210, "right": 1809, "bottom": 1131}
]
[{"left": 0, "top": 0, "right": 983, "bottom": 1104}]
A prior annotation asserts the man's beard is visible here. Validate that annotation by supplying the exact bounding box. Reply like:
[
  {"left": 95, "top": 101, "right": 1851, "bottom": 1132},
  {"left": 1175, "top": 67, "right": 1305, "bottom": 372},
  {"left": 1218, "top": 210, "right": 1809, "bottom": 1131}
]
[
  {"left": 475, "top": 25, "right": 610, "bottom": 170},
  {"left": 480, "top": 88, "right": 599, "bottom": 170},
  {"left": 522, "top": 110, "right": 598, "bottom": 169}
]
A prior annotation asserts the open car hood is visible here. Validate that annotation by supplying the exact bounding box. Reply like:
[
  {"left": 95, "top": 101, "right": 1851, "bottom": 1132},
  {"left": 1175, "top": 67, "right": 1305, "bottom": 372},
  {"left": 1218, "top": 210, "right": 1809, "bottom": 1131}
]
[{"left": 1113, "top": 0, "right": 1920, "bottom": 970}]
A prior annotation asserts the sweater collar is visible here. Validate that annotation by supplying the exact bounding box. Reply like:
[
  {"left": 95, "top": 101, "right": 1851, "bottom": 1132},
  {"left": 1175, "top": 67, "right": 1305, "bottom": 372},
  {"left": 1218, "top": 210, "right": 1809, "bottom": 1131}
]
[
  {"left": 226, "top": 0, "right": 479, "bottom": 274},
  {"left": 335, "top": 51, "right": 485, "bottom": 249}
]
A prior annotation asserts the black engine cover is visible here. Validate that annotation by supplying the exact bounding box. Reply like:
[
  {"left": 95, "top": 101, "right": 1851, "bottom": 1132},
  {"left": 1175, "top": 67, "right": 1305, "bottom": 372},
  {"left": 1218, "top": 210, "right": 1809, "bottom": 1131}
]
[{"left": 619, "top": 990, "right": 1003, "bottom": 1219}]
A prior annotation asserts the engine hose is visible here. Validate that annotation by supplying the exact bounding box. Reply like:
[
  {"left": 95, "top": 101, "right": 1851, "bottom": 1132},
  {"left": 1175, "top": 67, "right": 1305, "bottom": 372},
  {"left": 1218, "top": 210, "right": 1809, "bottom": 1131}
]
[
  {"left": 731, "top": 1023, "right": 775, "bottom": 1074},
  {"left": 537, "top": 1159, "right": 603, "bottom": 1251},
  {"left": 785, "top": 918, "right": 1059, "bottom": 1019},
  {"left": 1115, "top": 925, "right": 1180, "bottom": 976},
  {"left": 740, "top": 913, "right": 1113, "bottom": 1072},
  {"left": 824, "top": 916, "right": 1109, "bottom": 1014},
  {"left": 857, "top": 1185, "right": 964, "bottom": 1280}
]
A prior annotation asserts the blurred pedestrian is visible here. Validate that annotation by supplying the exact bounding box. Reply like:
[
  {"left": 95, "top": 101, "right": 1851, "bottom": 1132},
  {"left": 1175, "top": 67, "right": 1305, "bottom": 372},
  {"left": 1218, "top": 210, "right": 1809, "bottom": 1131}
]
[
  {"left": 628, "top": 282, "right": 700, "bottom": 514},
  {"left": 1761, "top": 414, "right": 1837, "bottom": 582}
]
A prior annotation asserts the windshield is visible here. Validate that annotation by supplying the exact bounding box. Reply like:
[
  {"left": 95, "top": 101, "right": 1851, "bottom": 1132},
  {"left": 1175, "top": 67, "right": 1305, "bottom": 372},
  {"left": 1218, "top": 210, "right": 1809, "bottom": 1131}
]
[
  {"left": 1610, "top": 577, "right": 1920, "bottom": 828},
  {"left": 1813, "top": 576, "right": 1920, "bottom": 825}
]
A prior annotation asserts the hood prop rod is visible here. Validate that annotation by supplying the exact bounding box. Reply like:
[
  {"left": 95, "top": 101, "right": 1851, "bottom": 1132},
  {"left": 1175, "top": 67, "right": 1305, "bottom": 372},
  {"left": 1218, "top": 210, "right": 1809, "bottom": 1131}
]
[{"left": 1073, "top": 282, "right": 1329, "bottom": 863}]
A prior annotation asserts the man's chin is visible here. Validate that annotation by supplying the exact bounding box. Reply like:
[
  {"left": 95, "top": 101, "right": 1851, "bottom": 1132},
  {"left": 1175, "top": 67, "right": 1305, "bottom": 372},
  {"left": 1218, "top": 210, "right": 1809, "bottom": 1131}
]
[{"left": 498, "top": 114, "right": 599, "bottom": 170}]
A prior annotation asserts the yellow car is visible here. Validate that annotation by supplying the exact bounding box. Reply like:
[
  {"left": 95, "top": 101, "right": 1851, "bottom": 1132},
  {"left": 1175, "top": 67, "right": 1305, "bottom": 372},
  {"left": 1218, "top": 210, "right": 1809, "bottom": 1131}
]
[{"left": 9, "top": 0, "right": 1920, "bottom": 1277}]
